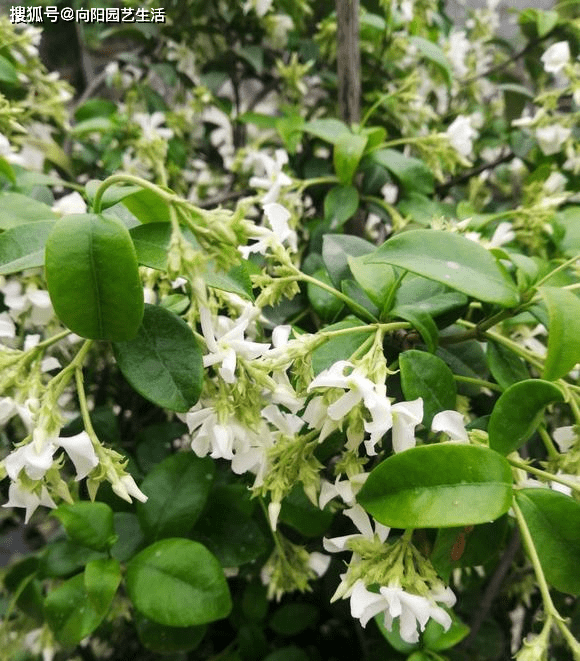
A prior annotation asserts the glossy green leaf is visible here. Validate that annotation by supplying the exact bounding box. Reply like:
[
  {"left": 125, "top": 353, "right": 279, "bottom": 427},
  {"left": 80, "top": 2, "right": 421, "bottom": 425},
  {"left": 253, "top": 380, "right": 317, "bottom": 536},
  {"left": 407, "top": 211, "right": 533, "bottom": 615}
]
[
  {"left": 539, "top": 286, "right": 580, "bottom": 381},
  {"left": 399, "top": 350, "right": 456, "bottom": 427},
  {"left": 366, "top": 230, "right": 519, "bottom": 306},
  {"left": 488, "top": 379, "right": 564, "bottom": 455},
  {"left": 136, "top": 452, "right": 214, "bottom": 541},
  {"left": 192, "top": 484, "right": 267, "bottom": 566},
  {"left": 113, "top": 304, "right": 203, "bottom": 412},
  {"left": 436, "top": 340, "right": 488, "bottom": 396},
  {"left": 324, "top": 185, "right": 359, "bottom": 226},
  {"left": 0, "top": 220, "right": 55, "bottom": 274},
  {"left": 206, "top": 260, "right": 254, "bottom": 301},
  {"left": 270, "top": 604, "right": 318, "bottom": 636},
  {"left": 0, "top": 156, "right": 16, "bottom": 185},
  {"left": 84, "top": 558, "right": 121, "bottom": 614},
  {"left": 311, "top": 317, "right": 374, "bottom": 375},
  {"left": 122, "top": 187, "right": 171, "bottom": 223},
  {"left": 135, "top": 614, "right": 206, "bottom": 654},
  {"left": 126, "top": 538, "right": 232, "bottom": 627},
  {"left": 347, "top": 255, "right": 395, "bottom": 310},
  {"left": 302, "top": 118, "right": 350, "bottom": 144},
  {"left": 390, "top": 306, "right": 438, "bottom": 353},
  {"left": 45, "top": 213, "right": 144, "bottom": 340},
  {"left": 0, "top": 192, "right": 56, "bottom": 230},
  {"left": 375, "top": 613, "right": 420, "bottom": 653},
  {"left": 307, "top": 268, "right": 344, "bottom": 321},
  {"left": 3, "top": 557, "right": 43, "bottom": 623},
  {"left": 45, "top": 560, "right": 120, "bottom": 648},
  {"left": 516, "top": 489, "right": 580, "bottom": 595},
  {"left": 422, "top": 613, "right": 470, "bottom": 651},
  {"left": 322, "top": 234, "right": 375, "bottom": 288},
  {"left": 111, "top": 512, "right": 145, "bottom": 562},
  {"left": 279, "top": 484, "right": 334, "bottom": 538},
  {"left": 370, "top": 149, "right": 434, "bottom": 195},
  {"left": 0, "top": 55, "right": 18, "bottom": 84},
  {"left": 39, "top": 540, "right": 106, "bottom": 579},
  {"left": 341, "top": 279, "right": 380, "bottom": 319},
  {"left": 358, "top": 444, "right": 513, "bottom": 528},
  {"left": 264, "top": 647, "right": 309, "bottom": 661},
  {"left": 486, "top": 341, "right": 529, "bottom": 390},
  {"left": 52, "top": 502, "right": 116, "bottom": 551},
  {"left": 409, "top": 37, "right": 452, "bottom": 86},
  {"left": 333, "top": 133, "right": 367, "bottom": 184}
]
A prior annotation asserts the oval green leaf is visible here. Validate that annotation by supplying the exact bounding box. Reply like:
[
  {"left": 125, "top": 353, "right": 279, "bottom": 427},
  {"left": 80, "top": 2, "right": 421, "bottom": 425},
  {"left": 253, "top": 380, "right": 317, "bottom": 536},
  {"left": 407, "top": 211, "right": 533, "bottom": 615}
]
[
  {"left": 399, "top": 350, "right": 456, "bottom": 428},
  {"left": 366, "top": 230, "right": 519, "bottom": 306},
  {"left": 486, "top": 341, "right": 529, "bottom": 390},
  {"left": 539, "top": 286, "right": 580, "bottom": 381},
  {"left": 516, "top": 489, "right": 580, "bottom": 595},
  {"left": 135, "top": 614, "right": 206, "bottom": 654},
  {"left": 52, "top": 501, "right": 116, "bottom": 551},
  {"left": 324, "top": 185, "right": 359, "bottom": 227},
  {"left": 357, "top": 444, "right": 513, "bottom": 528},
  {"left": 0, "top": 192, "right": 56, "bottom": 230},
  {"left": 126, "top": 538, "right": 232, "bottom": 627},
  {"left": 0, "top": 220, "right": 56, "bottom": 275},
  {"left": 488, "top": 379, "right": 564, "bottom": 455},
  {"left": 370, "top": 150, "right": 434, "bottom": 195},
  {"left": 45, "top": 213, "right": 144, "bottom": 340},
  {"left": 334, "top": 133, "right": 368, "bottom": 185},
  {"left": 136, "top": 452, "right": 215, "bottom": 541},
  {"left": 113, "top": 304, "right": 203, "bottom": 412}
]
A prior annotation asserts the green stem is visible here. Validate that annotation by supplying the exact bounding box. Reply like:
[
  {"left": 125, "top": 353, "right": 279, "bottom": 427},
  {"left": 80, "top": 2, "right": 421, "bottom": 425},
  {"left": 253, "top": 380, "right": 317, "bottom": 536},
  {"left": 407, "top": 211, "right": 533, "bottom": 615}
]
[
  {"left": 92, "top": 173, "right": 180, "bottom": 214},
  {"left": 512, "top": 499, "right": 560, "bottom": 619},
  {"left": 319, "top": 321, "right": 409, "bottom": 339},
  {"left": 538, "top": 425, "right": 560, "bottom": 460},
  {"left": 508, "top": 457, "right": 580, "bottom": 492},
  {"left": 28, "top": 329, "right": 71, "bottom": 353},
  {"left": 453, "top": 374, "right": 503, "bottom": 392},
  {"left": 296, "top": 176, "right": 339, "bottom": 193},
  {"left": 534, "top": 253, "right": 580, "bottom": 289}
]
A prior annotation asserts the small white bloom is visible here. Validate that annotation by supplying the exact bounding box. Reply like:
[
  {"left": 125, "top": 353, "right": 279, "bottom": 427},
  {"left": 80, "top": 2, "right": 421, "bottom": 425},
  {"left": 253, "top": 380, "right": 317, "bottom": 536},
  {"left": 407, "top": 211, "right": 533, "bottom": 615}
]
[
  {"left": 56, "top": 432, "right": 98, "bottom": 480},
  {"left": 324, "top": 504, "right": 389, "bottom": 554},
  {"left": 249, "top": 149, "right": 292, "bottom": 204},
  {"left": 2, "top": 481, "right": 56, "bottom": 523},
  {"left": 263, "top": 202, "right": 297, "bottom": 252},
  {"left": 553, "top": 426, "right": 576, "bottom": 453},
  {"left": 0, "top": 312, "right": 15, "bottom": 339},
  {"left": 432, "top": 410, "right": 469, "bottom": 442},
  {"left": 308, "top": 551, "right": 331, "bottom": 577},
  {"left": 543, "top": 171, "right": 567, "bottom": 195},
  {"left": 381, "top": 183, "right": 398, "bottom": 205},
  {"left": 541, "top": 41, "right": 570, "bottom": 74},
  {"left": 4, "top": 442, "right": 56, "bottom": 481},
  {"left": 489, "top": 222, "right": 515, "bottom": 248},
  {"left": 390, "top": 399, "right": 423, "bottom": 453},
  {"left": 134, "top": 112, "right": 173, "bottom": 142},
  {"left": 447, "top": 116, "right": 478, "bottom": 159},
  {"left": 112, "top": 474, "right": 148, "bottom": 503},
  {"left": 447, "top": 31, "right": 471, "bottom": 78},
  {"left": 535, "top": 124, "right": 571, "bottom": 156}
]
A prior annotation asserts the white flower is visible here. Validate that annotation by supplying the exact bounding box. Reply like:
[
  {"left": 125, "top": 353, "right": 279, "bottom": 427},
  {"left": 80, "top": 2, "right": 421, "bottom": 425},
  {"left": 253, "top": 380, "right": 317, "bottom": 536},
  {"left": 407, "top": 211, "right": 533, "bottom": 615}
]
[
  {"left": 543, "top": 171, "right": 567, "bottom": 195},
  {"left": 0, "top": 133, "right": 25, "bottom": 166},
  {"left": 52, "top": 192, "right": 87, "bottom": 216},
  {"left": 199, "top": 306, "right": 270, "bottom": 383},
  {"left": 447, "top": 116, "right": 478, "bottom": 159},
  {"left": 134, "top": 111, "right": 173, "bottom": 142},
  {"left": 248, "top": 149, "right": 292, "bottom": 204},
  {"left": 381, "top": 183, "right": 398, "bottom": 205},
  {"left": 553, "top": 426, "right": 577, "bottom": 453},
  {"left": 432, "top": 410, "right": 469, "bottom": 442},
  {"left": 56, "top": 432, "right": 98, "bottom": 480},
  {"left": 243, "top": 0, "right": 273, "bottom": 17},
  {"left": 535, "top": 124, "right": 571, "bottom": 156},
  {"left": 1, "top": 281, "right": 53, "bottom": 326},
  {"left": 0, "top": 312, "right": 15, "bottom": 339},
  {"left": 489, "top": 222, "right": 515, "bottom": 248},
  {"left": 389, "top": 399, "right": 424, "bottom": 454},
  {"left": 263, "top": 202, "right": 297, "bottom": 252},
  {"left": 112, "top": 474, "right": 148, "bottom": 503},
  {"left": 447, "top": 31, "right": 470, "bottom": 78},
  {"left": 541, "top": 41, "right": 570, "bottom": 74},
  {"left": 2, "top": 481, "right": 56, "bottom": 523},
  {"left": 348, "top": 580, "right": 456, "bottom": 643}
]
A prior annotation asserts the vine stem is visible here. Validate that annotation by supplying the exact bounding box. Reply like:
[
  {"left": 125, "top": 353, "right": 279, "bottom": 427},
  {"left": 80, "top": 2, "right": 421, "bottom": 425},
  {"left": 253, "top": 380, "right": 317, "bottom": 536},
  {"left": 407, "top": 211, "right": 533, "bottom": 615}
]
[
  {"left": 92, "top": 173, "right": 183, "bottom": 214},
  {"left": 512, "top": 499, "right": 560, "bottom": 620},
  {"left": 28, "top": 329, "right": 71, "bottom": 352},
  {"left": 508, "top": 457, "right": 580, "bottom": 493},
  {"left": 534, "top": 252, "right": 580, "bottom": 289},
  {"left": 537, "top": 425, "right": 560, "bottom": 461},
  {"left": 453, "top": 374, "right": 503, "bottom": 392}
]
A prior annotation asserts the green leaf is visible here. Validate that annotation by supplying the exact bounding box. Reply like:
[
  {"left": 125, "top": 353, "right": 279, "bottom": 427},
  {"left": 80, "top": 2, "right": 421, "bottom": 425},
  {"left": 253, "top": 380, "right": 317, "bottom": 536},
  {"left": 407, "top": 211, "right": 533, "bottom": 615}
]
[
  {"left": 135, "top": 614, "right": 206, "bottom": 654},
  {"left": 303, "top": 118, "right": 351, "bottom": 144},
  {"left": 122, "top": 187, "right": 171, "bottom": 223},
  {"left": 86, "top": 180, "right": 142, "bottom": 211},
  {"left": 264, "top": 647, "right": 309, "bottom": 661},
  {"left": 311, "top": 317, "right": 374, "bottom": 375},
  {"left": 556, "top": 206, "right": 580, "bottom": 256},
  {"left": 334, "top": 133, "right": 368, "bottom": 184},
  {"left": 488, "top": 379, "right": 564, "bottom": 455},
  {"left": 409, "top": 37, "right": 452, "bottom": 86},
  {"left": 45, "top": 561, "right": 119, "bottom": 648},
  {"left": 539, "top": 286, "right": 580, "bottom": 380},
  {"left": 366, "top": 230, "right": 519, "bottom": 306},
  {"left": 324, "top": 185, "right": 359, "bottom": 227},
  {"left": 111, "top": 512, "right": 145, "bottom": 562},
  {"left": 270, "top": 604, "right": 318, "bottom": 636},
  {"left": 516, "top": 489, "right": 580, "bottom": 595},
  {"left": 375, "top": 612, "right": 420, "bottom": 653},
  {"left": 322, "top": 234, "right": 375, "bottom": 288},
  {"left": 113, "top": 304, "right": 203, "bottom": 412},
  {"left": 84, "top": 558, "right": 121, "bottom": 614},
  {"left": 370, "top": 149, "right": 434, "bottom": 195},
  {"left": 399, "top": 350, "right": 455, "bottom": 428},
  {"left": 0, "top": 192, "right": 56, "bottom": 230},
  {"left": 422, "top": 613, "right": 470, "bottom": 651},
  {"left": 205, "top": 260, "right": 254, "bottom": 301},
  {"left": 130, "top": 222, "right": 177, "bottom": 269},
  {"left": 39, "top": 540, "right": 106, "bottom": 578},
  {"left": 0, "top": 55, "right": 18, "bottom": 84},
  {"left": 136, "top": 453, "right": 214, "bottom": 541},
  {"left": 358, "top": 444, "right": 513, "bottom": 528},
  {"left": 347, "top": 255, "right": 395, "bottom": 310},
  {"left": 0, "top": 220, "right": 55, "bottom": 275},
  {"left": 126, "top": 538, "right": 232, "bottom": 627},
  {"left": 279, "top": 484, "right": 334, "bottom": 537},
  {"left": 390, "top": 306, "right": 438, "bottom": 353},
  {"left": 45, "top": 213, "right": 144, "bottom": 340},
  {"left": 486, "top": 341, "right": 529, "bottom": 390},
  {"left": 52, "top": 502, "right": 117, "bottom": 551},
  {"left": 307, "top": 268, "right": 344, "bottom": 321},
  {"left": 191, "top": 484, "right": 267, "bottom": 566},
  {"left": 0, "top": 156, "right": 16, "bottom": 184}
]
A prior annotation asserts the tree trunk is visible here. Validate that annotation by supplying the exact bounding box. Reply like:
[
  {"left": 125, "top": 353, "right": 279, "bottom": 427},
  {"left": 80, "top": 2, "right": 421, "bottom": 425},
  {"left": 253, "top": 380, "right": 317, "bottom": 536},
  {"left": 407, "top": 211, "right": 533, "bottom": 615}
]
[{"left": 336, "top": 0, "right": 361, "bottom": 126}]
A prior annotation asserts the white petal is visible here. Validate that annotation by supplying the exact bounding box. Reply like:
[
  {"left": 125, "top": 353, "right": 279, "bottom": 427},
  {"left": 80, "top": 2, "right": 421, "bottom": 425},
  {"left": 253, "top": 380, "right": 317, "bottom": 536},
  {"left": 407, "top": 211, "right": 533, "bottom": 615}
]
[
  {"left": 432, "top": 410, "right": 469, "bottom": 442},
  {"left": 350, "top": 581, "right": 387, "bottom": 628},
  {"left": 57, "top": 432, "right": 98, "bottom": 480},
  {"left": 308, "top": 552, "right": 331, "bottom": 577},
  {"left": 553, "top": 426, "right": 576, "bottom": 453}
]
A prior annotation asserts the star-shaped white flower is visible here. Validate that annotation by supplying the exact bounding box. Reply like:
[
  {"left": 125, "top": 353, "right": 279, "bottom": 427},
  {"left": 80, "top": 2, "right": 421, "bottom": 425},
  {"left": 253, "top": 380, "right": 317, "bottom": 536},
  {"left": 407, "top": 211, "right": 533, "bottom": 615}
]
[{"left": 3, "top": 481, "right": 56, "bottom": 523}]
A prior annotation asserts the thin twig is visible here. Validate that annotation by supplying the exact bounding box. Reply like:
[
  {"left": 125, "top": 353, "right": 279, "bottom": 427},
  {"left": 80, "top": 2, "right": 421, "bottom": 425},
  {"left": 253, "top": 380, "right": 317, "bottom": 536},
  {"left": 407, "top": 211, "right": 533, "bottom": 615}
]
[{"left": 436, "top": 151, "right": 515, "bottom": 194}]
